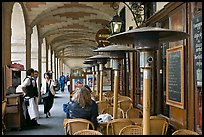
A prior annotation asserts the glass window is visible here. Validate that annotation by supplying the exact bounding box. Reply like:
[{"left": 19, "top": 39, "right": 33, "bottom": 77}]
[{"left": 160, "top": 18, "right": 169, "bottom": 117}]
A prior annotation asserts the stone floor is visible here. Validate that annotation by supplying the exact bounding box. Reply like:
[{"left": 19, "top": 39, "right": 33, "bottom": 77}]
[{"left": 5, "top": 86, "right": 70, "bottom": 135}]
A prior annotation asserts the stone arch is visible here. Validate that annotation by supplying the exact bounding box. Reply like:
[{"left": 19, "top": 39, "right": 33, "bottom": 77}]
[{"left": 11, "top": 2, "right": 26, "bottom": 67}]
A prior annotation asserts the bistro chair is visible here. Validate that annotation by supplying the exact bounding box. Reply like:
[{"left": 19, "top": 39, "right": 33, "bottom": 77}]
[
  {"left": 102, "top": 106, "right": 125, "bottom": 119},
  {"left": 106, "top": 118, "right": 133, "bottom": 135},
  {"left": 73, "top": 129, "right": 103, "bottom": 135},
  {"left": 119, "top": 125, "right": 143, "bottom": 135},
  {"left": 2, "top": 100, "right": 7, "bottom": 135},
  {"left": 103, "top": 91, "right": 114, "bottom": 104},
  {"left": 172, "top": 129, "right": 199, "bottom": 135},
  {"left": 126, "top": 107, "right": 143, "bottom": 118},
  {"left": 64, "top": 118, "right": 95, "bottom": 135},
  {"left": 96, "top": 101, "right": 110, "bottom": 114},
  {"left": 118, "top": 100, "right": 133, "bottom": 117},
  {"left": 149, "top": 118, "right": 169, "bottom": 135}
]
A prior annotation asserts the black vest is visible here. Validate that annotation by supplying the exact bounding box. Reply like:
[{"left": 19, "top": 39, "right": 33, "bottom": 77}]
[
  {"left": 33, "top": 79, "right": 38, "bottom": 97},
  {"left": 24, "top": 77, "right": 35, "bottom": 98}
]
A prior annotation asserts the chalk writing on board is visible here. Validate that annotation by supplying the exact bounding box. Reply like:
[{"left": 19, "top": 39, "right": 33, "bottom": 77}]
[
  {"left": 167, "top": 51, "right": 181, "bottom": 102},
  {"left": 192, "top": 15, "right": 202, "bottom": 87}
]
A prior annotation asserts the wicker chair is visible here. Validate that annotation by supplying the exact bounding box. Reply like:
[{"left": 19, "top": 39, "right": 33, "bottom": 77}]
[
  {"left": 118, "top": 100, "right": 133, "bottom": 117},
  {"left": 73, "top": 129, "right": 103, "bottom": 135},
  {"left": 126, "top": 108, "right": 143, "bottom": 118},
  {"left": 106, "top": 119, "right": 133, "bottom": 135},
  {"left": 2, "top": 100, "right": 7, "bottom": 135},
  {"left": 149, "top": 118, "right": 169, "bottom": 135},
  {"left": 103, "top": 91, "right": 114, "bottom": 104},
  {"left": 96, "top": 101, "right": 110, "bottom": 114},
  {"left": 119, "top": 125, "right": 143, "bottom": 135},
  {"left": 64, "top": 118, "right": 95, "bottom": 135},
  {"left": 172, "top": 129, "right": 199, "bottom": 135},
  {"left": 102, "top": 106, "right": 125, "bottom": 119}
]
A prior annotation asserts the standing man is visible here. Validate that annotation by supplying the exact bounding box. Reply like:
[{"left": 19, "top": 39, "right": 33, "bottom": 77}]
[
  {"left": 22, "top": 68, "right": 40, "bottom": 127},
  {"left": 59, "top": 72, "right": 66, "bottom": 92},
  {"left": 33, "top": 70, "right": 40, "bottom": 111}
]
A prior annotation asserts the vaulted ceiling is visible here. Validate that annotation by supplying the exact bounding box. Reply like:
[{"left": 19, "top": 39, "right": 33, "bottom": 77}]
[{"left": 22, "top": 2, "right": 118, "bottom": 68}]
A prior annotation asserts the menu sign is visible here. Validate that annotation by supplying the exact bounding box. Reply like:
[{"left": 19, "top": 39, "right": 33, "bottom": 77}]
[
  {"left": 166, "top": 46, "right": 184, "bottom": 109},
  {"left": 192, "top": 15, "right": 202, "bottom": 87}
]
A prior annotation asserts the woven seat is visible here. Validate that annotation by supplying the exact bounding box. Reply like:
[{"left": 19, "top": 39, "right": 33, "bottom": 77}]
[
  {"left": 96, "top": 101, "right": 110, "bottom": 114},
  {"left": 119, "top": 125, "right": 143, "bottom": 135},
  {"left": 102, "top": 106, "right": 125, "bottom": 119},
  {"left": 64, "top": 118, "right": 95, "bottom": 135},
  {"left": 73, "top": 129, "right": 103, "bottom": 135},
  {"left": 172, "top": 129, "right": 199, "bottom": 135},
  {"left": 126, "top": 108, "right": 143, "bottom": 118},
  {"left": 107, "top": 118, "right": 133, "bottom": 135}
]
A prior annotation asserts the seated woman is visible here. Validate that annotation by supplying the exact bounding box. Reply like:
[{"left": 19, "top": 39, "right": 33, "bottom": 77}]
[{"left": 64, "top": 85, "right": 99, "bottom": 130}]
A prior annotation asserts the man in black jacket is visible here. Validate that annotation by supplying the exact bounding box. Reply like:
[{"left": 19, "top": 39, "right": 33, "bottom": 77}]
[{"left": 22, "top": 68, "right": 40, "bottom": 127}]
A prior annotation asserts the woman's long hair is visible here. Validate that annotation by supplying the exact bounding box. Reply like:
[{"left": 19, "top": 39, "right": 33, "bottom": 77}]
[{"left": 72, "top": 85, "right": 92, "bottom": 108}]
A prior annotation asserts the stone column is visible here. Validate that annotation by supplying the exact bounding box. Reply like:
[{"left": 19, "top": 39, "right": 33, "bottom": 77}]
[
  {"left": 26, "top": 26, "right": 33, "bottom": 69},
  {"left": 54, "top": 52, "right": 57, "bottom": 80},
  {"left": 45, "top": 42, "right": 48, "bottom": 72},
  {"left": 38, "top": 38, "right": 42, "bottom": 92},
  {"left": 2, "top": 3, "right": 13, "bottom": 67},
  {"left": 49, "top": 46, "right": 53, "bottom": 71}
]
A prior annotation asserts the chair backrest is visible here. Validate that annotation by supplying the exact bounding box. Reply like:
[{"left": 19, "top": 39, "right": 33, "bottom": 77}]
[
  {"left": 107, "top": 119, "right": 133, "bottom": 135},
  {"left": 172, "top": 129, "right": 199, "bottom": 135},
  {"left": 119, "top": 125, "right": 143, "bottom": 135},
  {"left": 2, "top": 100, "right": 7, "bottom": 118},
  {"left": 118, "top": 100, "right": 133, "bottom": 117},
  {"left": 96, "top": 101, "right": 110, "bottom": 114},
  {"left": 103, "top": 91, "right": 114, "bottom": 104},
  {"left": 126, "top": 107, "right": 143, "bottom": 118},
  {"left": 73, "top": 129, "right": 103, "bottom": 135},
  {"left": 64, "top": 118, "right": 95, "bottom": 135},
  {"left": 149, "top": 119, "right": 168, "bottom": 135},
  {"left": 150, "top": 115, "right": 169, "bottom": 135},
  {"left": 118, "top": 95, "right": 132, "bottom": 102},
  {"left": 102, "top": 107, "right": 125, "bottom": 119}
]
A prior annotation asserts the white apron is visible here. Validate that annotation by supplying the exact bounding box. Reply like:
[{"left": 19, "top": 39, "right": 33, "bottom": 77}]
[{"left": 27, "top": 98, "right": 39, "bottom": 120}]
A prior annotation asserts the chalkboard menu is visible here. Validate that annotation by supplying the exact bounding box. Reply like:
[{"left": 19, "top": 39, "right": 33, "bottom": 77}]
[
  {"left": 192, "top": 15, "right": 202, "bottom": 87},
  {"left": 166, "top": 46, "right": 184, "bottom": 109}
]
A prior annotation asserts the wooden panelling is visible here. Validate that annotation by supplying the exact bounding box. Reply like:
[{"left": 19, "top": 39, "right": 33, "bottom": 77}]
[{"left": 169, "top": 106, "right": 186, "bottom": 129}]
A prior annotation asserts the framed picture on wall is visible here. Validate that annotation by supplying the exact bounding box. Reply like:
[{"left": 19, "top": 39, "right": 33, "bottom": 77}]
[
  {"left": 70, "top": 76, "right": 86, "bottom": 92},
  {"left": 103, "top": 68, "right": 112, "bottom": 91},
  {"left": 86, "top": 73, "right": 96, "bottom": 88}
]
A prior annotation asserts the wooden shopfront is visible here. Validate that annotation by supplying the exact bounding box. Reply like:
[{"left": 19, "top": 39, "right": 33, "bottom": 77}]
[{"left": 127, "top": 2, "right": 202, "bottom": 134}]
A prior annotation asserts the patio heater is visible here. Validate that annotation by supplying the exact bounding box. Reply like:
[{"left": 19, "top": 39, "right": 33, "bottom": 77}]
[
  {"left": 88, "top": 55, "right": 110, "bottom": 101},
  {"left": 107, "top": 27, "right": 189, "bottom": 135},
  {"left": 94, "top": 44, "right": 136, "bottom": 119},
  {"left": 83, "top": 59, "right": 97, "bottom": 93}
]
